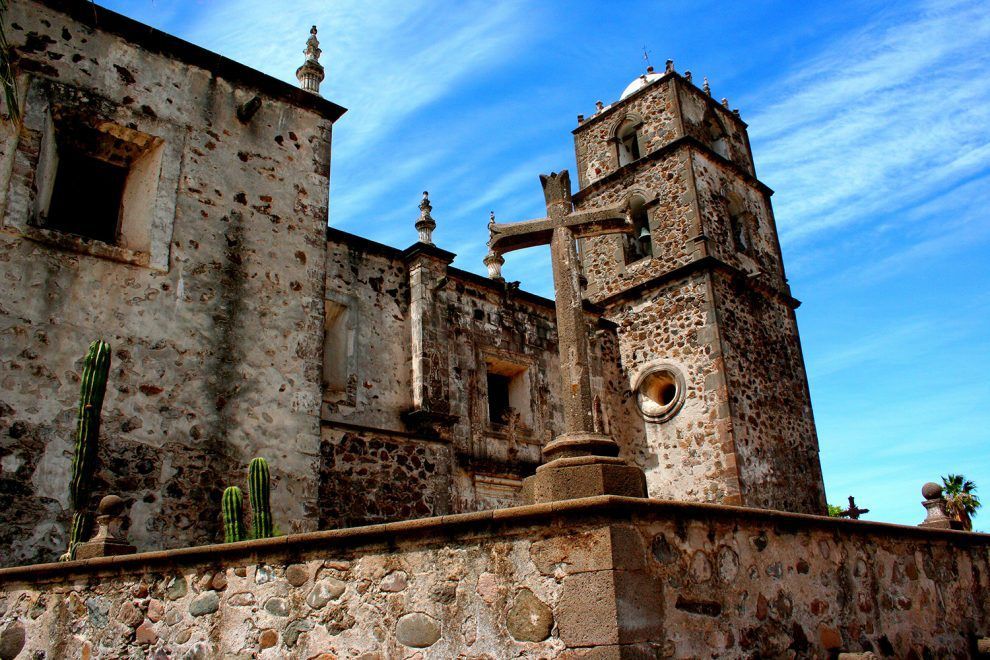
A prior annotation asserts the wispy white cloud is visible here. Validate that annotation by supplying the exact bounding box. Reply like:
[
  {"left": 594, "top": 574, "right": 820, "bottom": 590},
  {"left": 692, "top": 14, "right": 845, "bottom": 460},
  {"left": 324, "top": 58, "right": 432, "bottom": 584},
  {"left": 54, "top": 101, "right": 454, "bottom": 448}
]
[{"left": 747, "top": 0, "right": 990, "bottom": 246}]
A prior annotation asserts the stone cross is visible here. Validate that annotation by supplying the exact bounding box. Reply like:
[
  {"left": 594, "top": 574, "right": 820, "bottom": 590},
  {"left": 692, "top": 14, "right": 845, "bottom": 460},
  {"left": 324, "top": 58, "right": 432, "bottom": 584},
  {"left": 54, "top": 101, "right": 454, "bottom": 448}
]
[
  {"left": 840, "top": 495, "right": 869, "bottom": 520},
  {"left": 486, "top": 170, "right": 647, "bottom": 501}
]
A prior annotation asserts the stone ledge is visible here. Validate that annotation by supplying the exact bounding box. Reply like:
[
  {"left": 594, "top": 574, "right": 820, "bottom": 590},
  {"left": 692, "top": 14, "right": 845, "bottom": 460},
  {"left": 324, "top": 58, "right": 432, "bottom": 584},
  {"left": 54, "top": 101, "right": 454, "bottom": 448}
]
[{"left": 2, "top": 496, "right": 987, "bottom": 584}]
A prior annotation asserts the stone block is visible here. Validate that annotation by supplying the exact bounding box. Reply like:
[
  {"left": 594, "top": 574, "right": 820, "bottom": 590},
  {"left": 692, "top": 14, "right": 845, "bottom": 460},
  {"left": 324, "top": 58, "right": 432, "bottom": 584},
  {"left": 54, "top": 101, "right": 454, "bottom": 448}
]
[
  {"left": 525, "top": 459, "right": 647, "bottom": 503},
  {"left": 557, "top": 569, "right": 662, "bottom": 647}
]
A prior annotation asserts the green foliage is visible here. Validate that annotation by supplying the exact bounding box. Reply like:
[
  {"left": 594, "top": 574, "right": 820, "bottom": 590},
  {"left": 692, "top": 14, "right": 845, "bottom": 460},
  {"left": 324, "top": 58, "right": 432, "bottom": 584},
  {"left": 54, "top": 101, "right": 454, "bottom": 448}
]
[
  {"left": 63, "top": 340, "right": 111, "bottom": 560},
  {"left": 941, "top": 474, "right": 981, "bottom": 531},
  {"left": 827, "top": 504, "right": 844, "bottom": 518},
  {"left": 248, "top": 457, "right": 273, "bottom": 540},
  {"left": 222, "top": 486, "right": 246, "bottom": 543}
]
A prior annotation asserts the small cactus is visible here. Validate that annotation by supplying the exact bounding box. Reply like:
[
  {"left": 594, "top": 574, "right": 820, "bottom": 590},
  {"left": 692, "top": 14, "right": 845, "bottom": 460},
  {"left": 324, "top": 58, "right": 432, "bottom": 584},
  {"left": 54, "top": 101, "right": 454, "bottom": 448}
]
[
  {"left": 248, "top": 457, "right": 273, "bottom": 539},
  {"left": 63, "top": 339, "right": 111, "bottom": 560},
  {"left": 222, "top": 486, "right": 246, "bottom": 543}
]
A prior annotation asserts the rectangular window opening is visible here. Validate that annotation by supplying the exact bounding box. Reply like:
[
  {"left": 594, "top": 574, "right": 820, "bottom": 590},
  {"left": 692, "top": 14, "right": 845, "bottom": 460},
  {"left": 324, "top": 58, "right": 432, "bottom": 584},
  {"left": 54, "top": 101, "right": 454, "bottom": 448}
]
[
  {"left": 34, "top": 115, "right": 163, "bottom": 252},
  {"left": 487, "top": 373, "right": 512, "bottom": 425},
  {"left": 323, "top": 300, "right": 352, "bottom": 396},
  {"left": 485, "top": 358, "right": 532, "bottom": 429},
  {"left": 45, "top": 147, "right": 127, "bottom": 244}
]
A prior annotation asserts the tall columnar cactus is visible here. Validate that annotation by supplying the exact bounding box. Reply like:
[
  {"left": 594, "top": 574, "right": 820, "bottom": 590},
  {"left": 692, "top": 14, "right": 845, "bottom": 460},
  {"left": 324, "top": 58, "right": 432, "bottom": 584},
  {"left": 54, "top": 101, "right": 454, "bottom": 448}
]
[
  {"left": 63, "top": 339, "right": 112, "bottom": 560},
  {"left": 248, "top": 457, "right": 273, "bottom": 539},
  {"left": 222, "top": 486, "right": 246, "bottom": 543}
]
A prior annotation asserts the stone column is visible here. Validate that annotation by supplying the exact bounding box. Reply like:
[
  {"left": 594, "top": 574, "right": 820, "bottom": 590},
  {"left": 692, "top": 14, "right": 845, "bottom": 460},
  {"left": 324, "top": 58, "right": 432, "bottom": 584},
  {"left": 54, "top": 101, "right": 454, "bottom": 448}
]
[{"left": 401, "top": 242, "right": 457, "bottom": 434}]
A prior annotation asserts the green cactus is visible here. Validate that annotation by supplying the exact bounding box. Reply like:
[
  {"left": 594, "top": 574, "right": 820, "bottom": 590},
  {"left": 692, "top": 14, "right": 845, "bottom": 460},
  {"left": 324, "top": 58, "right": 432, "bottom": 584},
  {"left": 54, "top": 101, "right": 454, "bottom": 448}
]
[
  {"left": 63, "top": 339, "right": 111, "bottom": 560},
  {"left": 248, "top": 457, "right": 273, "bottom": 539},
  {"left": 222, "top": 486, "right": 246, "bottom": 543}
]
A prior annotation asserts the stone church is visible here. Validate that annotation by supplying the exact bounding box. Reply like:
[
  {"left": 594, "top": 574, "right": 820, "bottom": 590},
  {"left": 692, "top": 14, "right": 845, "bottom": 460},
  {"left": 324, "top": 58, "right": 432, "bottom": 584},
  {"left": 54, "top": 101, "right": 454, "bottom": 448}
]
[
  {"left": 1, "top": 2, "right": 989, "bottom": 658},
  {"left": 0, "top": 0, "right": 829, "bottom": 566}
]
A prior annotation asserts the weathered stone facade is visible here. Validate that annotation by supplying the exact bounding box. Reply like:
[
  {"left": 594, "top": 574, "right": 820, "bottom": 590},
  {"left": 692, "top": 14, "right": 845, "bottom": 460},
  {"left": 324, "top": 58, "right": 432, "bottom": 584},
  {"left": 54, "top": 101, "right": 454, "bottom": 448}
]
[
  {"left": 1, "top": 499, "right": 987, "bottom": 658},
  {"left": 0, "top": 0, "right": 343, "bottom": 565},
  {"left": 0, "top": 0, "right": 828, "bottom": 570},
  {"left": 573, "top": 72, "right": 826, "bottom": 514}
]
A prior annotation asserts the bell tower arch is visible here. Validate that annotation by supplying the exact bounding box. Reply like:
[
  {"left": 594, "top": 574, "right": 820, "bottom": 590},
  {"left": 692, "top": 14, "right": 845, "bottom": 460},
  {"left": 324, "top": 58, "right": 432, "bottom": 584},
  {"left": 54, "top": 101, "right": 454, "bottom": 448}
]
[{"left": 572, "top": 65, "right": 826, "bottom": 514}]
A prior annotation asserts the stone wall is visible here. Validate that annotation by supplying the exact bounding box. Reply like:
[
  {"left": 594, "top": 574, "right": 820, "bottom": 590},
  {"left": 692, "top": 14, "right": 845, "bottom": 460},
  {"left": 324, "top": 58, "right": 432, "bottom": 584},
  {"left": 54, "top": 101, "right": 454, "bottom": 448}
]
[
  {"left": 1, "top": 498, "right": 987, "bottom": 658},
  {"left": 321, "top": 230, "right": 630, "bottom": 521},
  {"left": 0, "top": 0, "right": 343, "bottom": 565}
]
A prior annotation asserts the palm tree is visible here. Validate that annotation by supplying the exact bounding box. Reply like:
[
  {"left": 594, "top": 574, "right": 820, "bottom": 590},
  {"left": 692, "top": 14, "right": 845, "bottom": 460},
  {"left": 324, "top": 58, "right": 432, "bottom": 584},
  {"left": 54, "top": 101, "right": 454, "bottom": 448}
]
[{"left": 941, "top": 474, "right": 981, "bottom": 531}]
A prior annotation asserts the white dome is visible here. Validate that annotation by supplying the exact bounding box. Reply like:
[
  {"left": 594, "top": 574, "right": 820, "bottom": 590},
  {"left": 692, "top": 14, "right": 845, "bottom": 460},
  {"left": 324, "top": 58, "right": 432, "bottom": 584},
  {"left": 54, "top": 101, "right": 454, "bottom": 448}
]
[{"left": 619, "top": 72, "right": 662, "bottom": 100}]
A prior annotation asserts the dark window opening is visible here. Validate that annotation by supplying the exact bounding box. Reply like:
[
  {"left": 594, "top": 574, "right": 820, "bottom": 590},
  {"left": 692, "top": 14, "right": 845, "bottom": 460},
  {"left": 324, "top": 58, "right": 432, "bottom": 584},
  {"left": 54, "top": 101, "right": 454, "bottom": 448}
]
[
  {"left": 46, "top": 147, "right": 126, "bottom": 244},
  {"left": 621, "top": 131, "right": 640, "bottom": 161},
  {"left": 616, "top": 118, "right": 642, "bottom": 167},
  {"left": 731, "top": 214, "right": 750, "bottom": 253},
  {"left": 703, "top": 110, "right": 730, "bottom": 160},
  {"left": 487, "top": 372, "right": 511, "bottom": 425},
  {"left": 624, "top": 196, "right": 653, "bottom": 263}
]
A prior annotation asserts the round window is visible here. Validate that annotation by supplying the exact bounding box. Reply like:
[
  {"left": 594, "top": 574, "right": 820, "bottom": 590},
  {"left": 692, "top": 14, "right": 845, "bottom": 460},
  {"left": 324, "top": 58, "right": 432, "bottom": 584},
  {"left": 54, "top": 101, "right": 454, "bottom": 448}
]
[{"left": 635, "top": 365, "right": 685, "bottom": 422}]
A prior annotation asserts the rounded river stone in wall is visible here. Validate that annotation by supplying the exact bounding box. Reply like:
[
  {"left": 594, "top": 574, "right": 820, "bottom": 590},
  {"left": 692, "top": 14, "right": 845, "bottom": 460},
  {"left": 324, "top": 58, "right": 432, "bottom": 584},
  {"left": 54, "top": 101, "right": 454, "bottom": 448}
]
[
  {"left": 506, "top": 588, "right": 553, "bottom": 642},
  {"left": 307, "top": 579, "right": 346, "bottom": 609},
  {"left": 264, "top": 597, "right": 290, "bottom": 617},
  {"left": 285, "top": 564, "right": 310, "bottom": 587},
  {"left": 0, "top": 621, "right": 26, "bottom": 660},
  {"left": 189, "top": 591, "right": 220, "bottom": 617},
  {"left": 395, "top": 612, "right": 441, "bottom": 648}
]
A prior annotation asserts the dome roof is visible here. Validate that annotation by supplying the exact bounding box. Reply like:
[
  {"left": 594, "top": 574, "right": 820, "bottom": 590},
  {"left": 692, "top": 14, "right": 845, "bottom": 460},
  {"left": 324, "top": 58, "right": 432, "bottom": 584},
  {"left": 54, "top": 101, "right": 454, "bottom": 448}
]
[{"left": 620, "top": 71, "right": 662, "bottom": 100}]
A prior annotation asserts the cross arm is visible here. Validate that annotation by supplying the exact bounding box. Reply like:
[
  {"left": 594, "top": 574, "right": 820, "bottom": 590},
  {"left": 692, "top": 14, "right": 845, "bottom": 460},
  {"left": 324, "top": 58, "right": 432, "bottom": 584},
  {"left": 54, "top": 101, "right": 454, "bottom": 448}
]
[{"left": 487, "top": 216, "right": 556, "bottom": 255}]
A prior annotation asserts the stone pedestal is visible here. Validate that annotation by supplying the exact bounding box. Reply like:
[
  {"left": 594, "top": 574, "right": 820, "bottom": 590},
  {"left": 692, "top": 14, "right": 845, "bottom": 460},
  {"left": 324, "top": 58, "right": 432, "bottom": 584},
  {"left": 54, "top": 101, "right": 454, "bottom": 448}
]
[
  {"left": 74, "top": 495, "right": 136, "bottom": 560},
  {"left": 524, "top": 433, "right": 647, "bottom": 503},
  {"left": 918, "top": 482, "right": 962, "bottom": 530}
]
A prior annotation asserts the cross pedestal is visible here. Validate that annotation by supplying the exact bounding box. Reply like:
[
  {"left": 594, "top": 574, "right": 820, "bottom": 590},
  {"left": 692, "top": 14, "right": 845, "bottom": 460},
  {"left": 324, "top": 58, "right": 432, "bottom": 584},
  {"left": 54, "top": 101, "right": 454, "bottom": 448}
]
[{"left": 487, "top": 170, "right": 647, "bottom": 502}]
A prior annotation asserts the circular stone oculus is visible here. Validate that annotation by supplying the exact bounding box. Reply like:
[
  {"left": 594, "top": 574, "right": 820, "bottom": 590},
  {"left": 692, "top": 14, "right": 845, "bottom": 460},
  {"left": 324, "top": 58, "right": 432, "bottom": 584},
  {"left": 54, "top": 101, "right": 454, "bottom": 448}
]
[{"left": 635, "top": 365, "right": 685, "bottom": 423}]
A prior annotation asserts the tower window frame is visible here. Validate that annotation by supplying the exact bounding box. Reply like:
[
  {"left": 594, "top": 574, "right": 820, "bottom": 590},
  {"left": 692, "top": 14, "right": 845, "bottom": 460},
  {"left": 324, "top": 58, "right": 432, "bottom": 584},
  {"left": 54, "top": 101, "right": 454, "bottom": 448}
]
[
  {"left": 613, "top": 115, "right": 644, "bottom": 168},
  {"left": 623, "top": 194, "right": 653, "bottom": 264}
]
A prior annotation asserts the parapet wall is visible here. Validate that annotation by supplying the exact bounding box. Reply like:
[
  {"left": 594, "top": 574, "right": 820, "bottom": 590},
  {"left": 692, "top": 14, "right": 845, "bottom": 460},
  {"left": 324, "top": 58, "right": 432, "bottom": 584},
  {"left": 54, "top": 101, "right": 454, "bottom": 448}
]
[{"left": 0, "top": 498, "right": 987, "bottom": 658}]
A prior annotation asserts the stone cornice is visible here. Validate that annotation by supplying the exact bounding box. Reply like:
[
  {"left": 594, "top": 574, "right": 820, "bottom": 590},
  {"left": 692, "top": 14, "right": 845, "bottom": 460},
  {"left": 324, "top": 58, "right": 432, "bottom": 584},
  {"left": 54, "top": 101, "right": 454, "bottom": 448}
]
[
  {"left": 572, "top": 136, "right": 773, "bottom": 205},
  {"left": 29, "top": 0, "right": 347, "bottom": 122},
  {"left": 593, "top": 255, "right": 801, "bottom": 310},
  {"left": 2, "top": 496, "right": 986, "bottom": 585},
  {"left": 572, "top": 72, "right": 747, "bottom": 135}
]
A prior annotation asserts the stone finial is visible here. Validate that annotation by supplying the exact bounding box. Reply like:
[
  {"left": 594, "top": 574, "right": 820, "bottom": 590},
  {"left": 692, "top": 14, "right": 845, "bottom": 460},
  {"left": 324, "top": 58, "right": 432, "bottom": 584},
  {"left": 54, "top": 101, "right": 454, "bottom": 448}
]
[
  {"left": 484, "top": 231, "right": 504, "bottom": 280},
  {"left": 665, "top": 59, "right": 674, "bottom": 74},
  {"left": 415, "top": 191, "right": 436, "bottom": 244},
  {"left": 295, "top": 25, "right": 326, "bottom": 95},
  {"left": 684, "top": 70, "right": 692, "bottom": 82},
  {"left": 577, "top": 114, "right": 585, "bottom": 123},
  {"left": 595, "top": 100, "right": 604, "bottom": 113},
  {"left": 74, "top": 494, "right": 136, "bottom": 560},
  {"left": 703, "top": 77, "right": 711, "bottom": 96},
  {"left": 919, "top": 482, "right": 956, "bottom": 529},
  {"left": 722, "top": 97, "right": 729, "bottom": 108}
]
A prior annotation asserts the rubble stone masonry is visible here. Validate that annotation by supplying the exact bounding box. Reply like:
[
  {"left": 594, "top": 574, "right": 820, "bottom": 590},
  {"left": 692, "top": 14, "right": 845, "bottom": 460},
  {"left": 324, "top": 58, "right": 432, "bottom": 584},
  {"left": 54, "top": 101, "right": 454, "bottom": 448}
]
[{"left": 0, "top": 498, "right": 987, "bottom": 658}]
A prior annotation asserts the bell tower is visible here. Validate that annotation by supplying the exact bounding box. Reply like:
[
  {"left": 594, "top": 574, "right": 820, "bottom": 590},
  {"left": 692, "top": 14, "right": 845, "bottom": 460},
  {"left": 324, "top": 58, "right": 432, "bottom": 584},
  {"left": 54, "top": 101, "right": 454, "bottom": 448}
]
[{"left": 573, "top": 63, "right": 826, "bottom": 514}]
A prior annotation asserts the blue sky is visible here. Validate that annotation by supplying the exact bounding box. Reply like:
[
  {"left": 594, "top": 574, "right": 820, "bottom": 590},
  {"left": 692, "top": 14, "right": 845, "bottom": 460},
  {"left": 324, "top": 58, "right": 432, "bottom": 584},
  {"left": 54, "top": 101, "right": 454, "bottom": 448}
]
[{"left": 101, "top": 0, "right": 990, "bottom": 529}]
